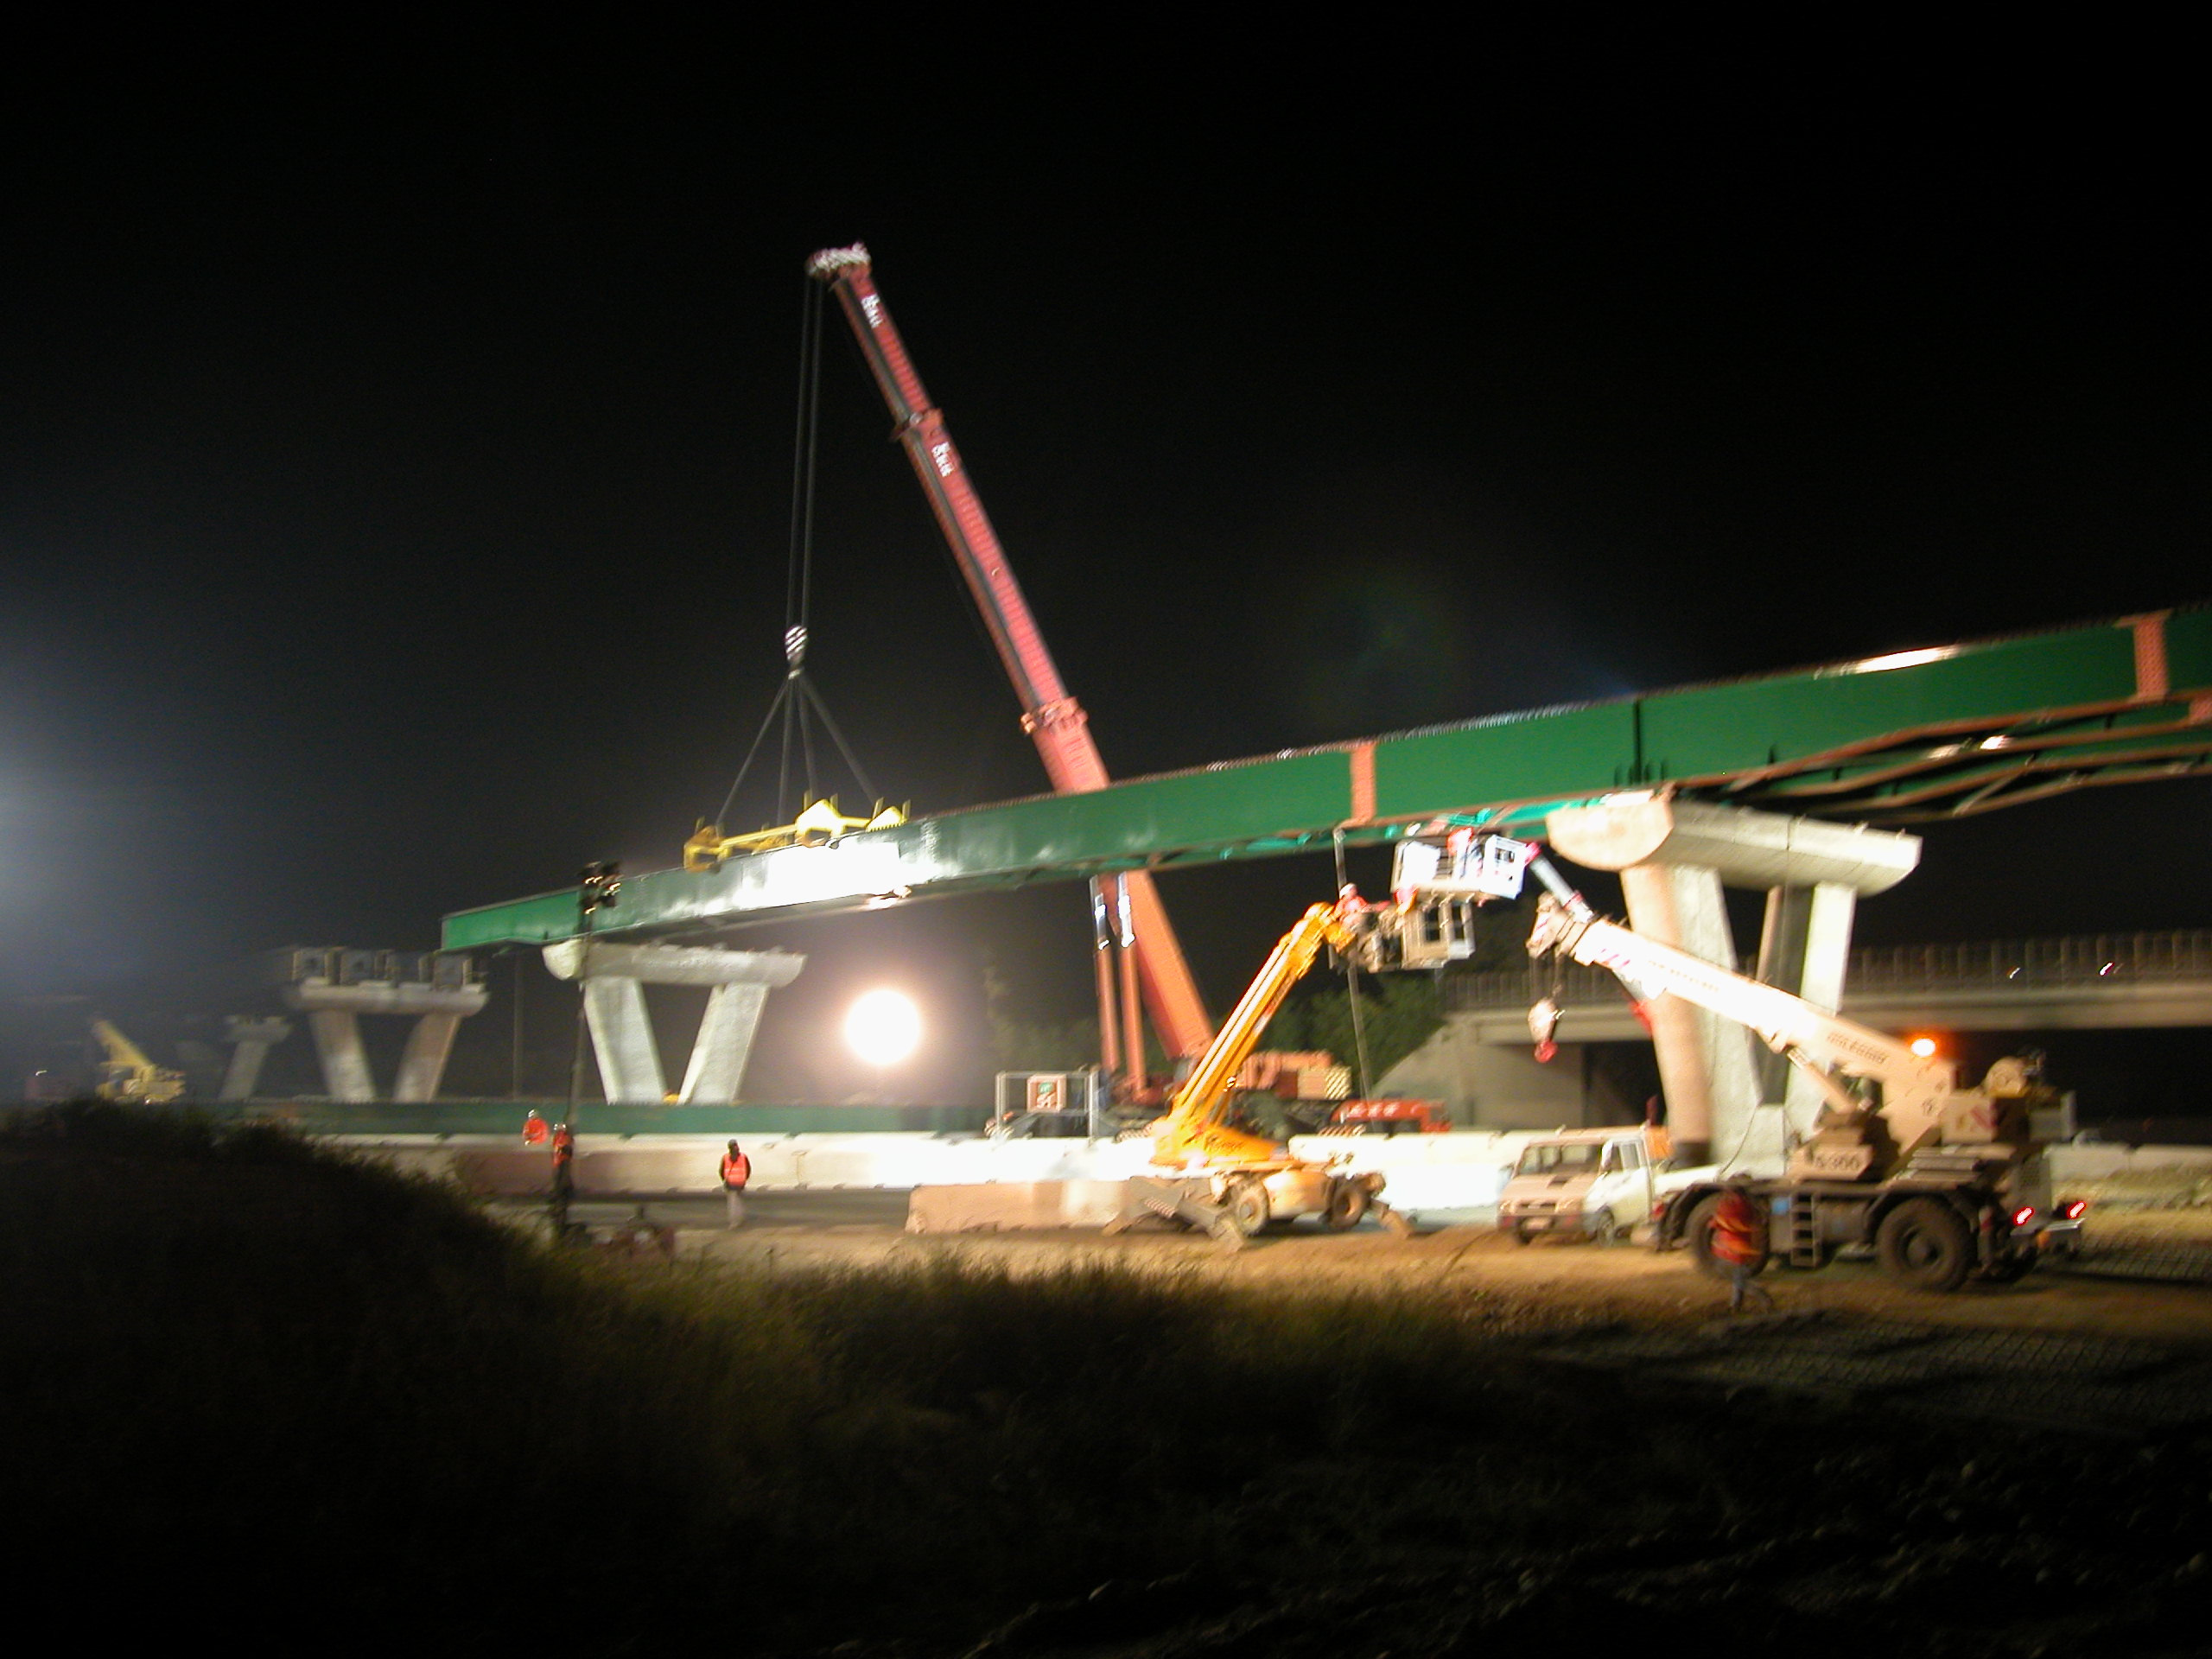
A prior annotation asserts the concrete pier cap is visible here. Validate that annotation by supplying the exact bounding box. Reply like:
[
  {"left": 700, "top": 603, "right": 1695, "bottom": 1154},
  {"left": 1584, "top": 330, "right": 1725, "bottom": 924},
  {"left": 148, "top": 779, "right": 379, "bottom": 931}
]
[
  {"left": 540, "top": 940, "right": 804, "bottom": 988},
  {"left": 1546, "top": 795, "right": 1920, "bottom": 893},
  {"left": 542, "top": 941, "right": 805, "bottom": 1106}
]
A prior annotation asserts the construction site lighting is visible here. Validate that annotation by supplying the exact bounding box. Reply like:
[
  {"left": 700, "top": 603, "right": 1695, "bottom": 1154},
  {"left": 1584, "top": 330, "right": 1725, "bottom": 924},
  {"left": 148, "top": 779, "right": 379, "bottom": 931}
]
[
  {"left": 845, "top": 988, "right": 921, "bottom": 1068},
  {"left": 1909, "top": 1036, "right": 1939, "bottom": 1058}
]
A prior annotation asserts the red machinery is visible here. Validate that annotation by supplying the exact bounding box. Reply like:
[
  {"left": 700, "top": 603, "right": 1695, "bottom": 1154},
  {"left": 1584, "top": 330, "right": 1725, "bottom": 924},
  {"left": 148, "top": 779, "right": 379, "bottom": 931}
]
[{"left": 807, "top": 245, "right": 1214, "bottom": 1073}]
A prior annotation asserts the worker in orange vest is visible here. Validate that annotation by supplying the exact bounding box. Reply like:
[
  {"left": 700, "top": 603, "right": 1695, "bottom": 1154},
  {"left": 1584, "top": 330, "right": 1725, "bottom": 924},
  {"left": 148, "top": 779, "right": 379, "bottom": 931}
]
[
  {"left": 719, "top": 1139, "right": 751, "bottom": 1230},
  {"left": 549, "top": 1122, "right": 577, "bottom": 1239},
  {"left": 521, "top": 1109, "right": 549, "bottom": 1146},
  {"left": 1712, "top": 1179, "right": 1774, "bottom": 1315}
]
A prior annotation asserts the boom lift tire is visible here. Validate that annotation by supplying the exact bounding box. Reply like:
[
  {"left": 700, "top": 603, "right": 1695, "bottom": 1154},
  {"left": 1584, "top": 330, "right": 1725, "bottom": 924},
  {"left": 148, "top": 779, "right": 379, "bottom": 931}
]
[
  {"left": 1224, "top": 1179, "right": 1270, "bottom": 1237},
  {"left": 1683, "top": 1193, "right": 1769, "bottom": 1281},
  {"left": 1321, "top": 1179, "right": 1370, "bottom": 1231},
  {"left": 1876, "top": 1198, "right": 1974, "bottom": 1293}
]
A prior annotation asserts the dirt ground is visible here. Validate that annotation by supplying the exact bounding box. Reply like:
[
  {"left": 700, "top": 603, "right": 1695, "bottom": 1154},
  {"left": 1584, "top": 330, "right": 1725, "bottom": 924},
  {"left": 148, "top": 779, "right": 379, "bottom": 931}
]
[{"left": 554, "top": 1193, "right": 2212, "bottom": 1349}]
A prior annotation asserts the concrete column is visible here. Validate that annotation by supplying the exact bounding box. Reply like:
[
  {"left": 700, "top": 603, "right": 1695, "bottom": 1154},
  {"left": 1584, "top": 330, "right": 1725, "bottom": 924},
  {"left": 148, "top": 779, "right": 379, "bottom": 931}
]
[
  {"left": 1751, "top": 880, "right": 1862, "bottom": 1122},
  {"left": 306, "top": 1009, "right": 376, "bottom": 1103},
  {"left": 1784, "top": 881, "right": 1859, "bottom": 1123},
  {"left": 1752, "top": 886, "right": 1811, "bottom": 1102},
  {"left": 393, "top": 1012, "right": 464, "bottom": 1103},
  {"left": 219, "top": 1016, "right": 291, "bottom": 1103},
  {"left": 679, "top": 982, "right": 770, "bottom": 1104},
  {"left": 1618, "top": 863, "right": 1760, "bottom": 1163},
  {"left": 582, "top": 978, "right": 666, "bottom": 1104}
]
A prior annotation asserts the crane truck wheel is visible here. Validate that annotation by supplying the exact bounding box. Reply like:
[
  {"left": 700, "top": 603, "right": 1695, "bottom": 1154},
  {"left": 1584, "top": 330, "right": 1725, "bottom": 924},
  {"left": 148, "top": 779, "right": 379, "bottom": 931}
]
[
  {"left": 1682, "top": 1194, "right": 1769, "bottom": 1280},
  {"left": 1321, "top": 1180, "right": 1370, "bottom": 1230},
  {"left": 1223, "top": 1179, "right": 1270, "bottom": 1237},
  {"left": 1875, "top": 1198, "right": 1973, "bottom": 1293}
]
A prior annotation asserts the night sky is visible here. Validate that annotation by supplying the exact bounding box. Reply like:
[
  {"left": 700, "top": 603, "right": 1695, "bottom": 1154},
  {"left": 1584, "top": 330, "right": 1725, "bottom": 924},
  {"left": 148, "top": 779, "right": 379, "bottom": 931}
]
[{"left": 3, "top": 32, "right": 2204, "bottom": 1103}]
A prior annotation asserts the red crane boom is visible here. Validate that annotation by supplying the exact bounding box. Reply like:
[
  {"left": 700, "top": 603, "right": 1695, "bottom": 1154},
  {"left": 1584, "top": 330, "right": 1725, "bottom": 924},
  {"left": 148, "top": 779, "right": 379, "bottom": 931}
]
[{"left": 806, "top": 244, "right": 1213, "bottom": 1062}]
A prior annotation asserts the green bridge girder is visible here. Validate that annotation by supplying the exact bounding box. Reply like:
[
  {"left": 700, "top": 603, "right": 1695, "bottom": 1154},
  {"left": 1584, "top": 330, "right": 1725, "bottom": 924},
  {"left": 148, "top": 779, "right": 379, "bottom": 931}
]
[{"left": 444, "top": 607, "right": 2212, "bottom": 950}]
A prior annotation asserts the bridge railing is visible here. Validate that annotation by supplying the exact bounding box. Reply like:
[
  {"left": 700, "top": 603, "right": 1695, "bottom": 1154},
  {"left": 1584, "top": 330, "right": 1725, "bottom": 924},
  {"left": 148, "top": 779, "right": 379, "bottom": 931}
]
[
  {"left": 1444, "top": 959, "right": 1620, "bottom": 1013},
  {"left": 1848, "top": 931, "right": 2212, "bottom": 991},
  {"left": 1440, "top": 930, "right": 2212, "bottom": 1014}
]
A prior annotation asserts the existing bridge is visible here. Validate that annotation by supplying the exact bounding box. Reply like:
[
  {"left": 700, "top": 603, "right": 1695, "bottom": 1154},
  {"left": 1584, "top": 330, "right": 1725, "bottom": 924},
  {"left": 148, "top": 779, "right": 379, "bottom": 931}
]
[{"left": 1446, "top": 930, "right": 2212, "bottom": 1045}]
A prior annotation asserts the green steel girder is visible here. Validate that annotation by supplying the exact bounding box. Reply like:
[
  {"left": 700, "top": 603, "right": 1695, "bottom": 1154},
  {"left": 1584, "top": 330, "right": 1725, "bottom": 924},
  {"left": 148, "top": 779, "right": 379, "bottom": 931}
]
[{"left": 444, "top": 607, "right": 2212, "bottom": 950}]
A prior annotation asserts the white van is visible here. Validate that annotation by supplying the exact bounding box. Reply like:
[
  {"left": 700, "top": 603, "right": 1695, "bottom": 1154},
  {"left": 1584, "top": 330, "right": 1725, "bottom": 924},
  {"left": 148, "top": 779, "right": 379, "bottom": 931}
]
[{"left": 1497, "top": 1125, "right": 1708, "bottom": 1244}]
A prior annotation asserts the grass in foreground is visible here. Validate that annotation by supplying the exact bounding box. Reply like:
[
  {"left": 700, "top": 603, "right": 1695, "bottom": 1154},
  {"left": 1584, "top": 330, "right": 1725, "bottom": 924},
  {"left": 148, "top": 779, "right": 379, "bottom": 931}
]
[{"left": 3, "top": 1106, "right": 2206, "bottom": 1656}]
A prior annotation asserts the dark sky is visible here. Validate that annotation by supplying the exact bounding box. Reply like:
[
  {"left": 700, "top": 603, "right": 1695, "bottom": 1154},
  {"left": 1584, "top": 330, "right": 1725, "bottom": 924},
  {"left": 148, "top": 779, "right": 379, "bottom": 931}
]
[{"left": 2, "top": 29, "right": 2204, "bottom": 1099}]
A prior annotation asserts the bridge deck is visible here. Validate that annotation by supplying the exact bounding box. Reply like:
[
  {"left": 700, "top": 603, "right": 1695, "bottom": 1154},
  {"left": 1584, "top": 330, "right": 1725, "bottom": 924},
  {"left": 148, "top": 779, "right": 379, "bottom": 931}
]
[{"left": 445, "top": 607, "right": 2212, "bottom": 950}]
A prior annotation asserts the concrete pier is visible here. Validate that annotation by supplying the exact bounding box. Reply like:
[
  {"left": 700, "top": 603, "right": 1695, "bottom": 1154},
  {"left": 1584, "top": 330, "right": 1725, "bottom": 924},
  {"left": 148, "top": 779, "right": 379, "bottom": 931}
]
[
  {"left": 541, "top": 941, "right": 804, "bottom": 1105},
  {"left": 271, "top": 950, "right": 489, "bottom": 1103},
  {"left": 219, "top": 1017, "right": 292, "bottom": 1102},
  {"left": 1546, "top": 798, "right": 1920, "bottom": 1161}
]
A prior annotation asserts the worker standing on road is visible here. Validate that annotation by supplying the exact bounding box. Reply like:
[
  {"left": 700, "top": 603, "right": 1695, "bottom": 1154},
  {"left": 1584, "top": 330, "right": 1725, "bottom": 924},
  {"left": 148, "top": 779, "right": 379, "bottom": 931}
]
[
  {"left": 1713, "top": 1179, "right": 1774, "bottom": 1315},
  {"left": 550, "top": 1122, "right": 576, "bottom": 1239},
  {"left": 720, "top": 1139, "right": 751, "bottom": 1230}
]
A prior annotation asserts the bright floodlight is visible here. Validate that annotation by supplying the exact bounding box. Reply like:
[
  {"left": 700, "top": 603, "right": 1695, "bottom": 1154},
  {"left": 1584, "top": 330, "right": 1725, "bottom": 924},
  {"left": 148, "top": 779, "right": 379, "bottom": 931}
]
[
  {"left": 845, "top": 988, "right": 921, "bottom": 1067},
  {"left": 1909, "top": 1036, "right": 1939, "bottom": 1058}
]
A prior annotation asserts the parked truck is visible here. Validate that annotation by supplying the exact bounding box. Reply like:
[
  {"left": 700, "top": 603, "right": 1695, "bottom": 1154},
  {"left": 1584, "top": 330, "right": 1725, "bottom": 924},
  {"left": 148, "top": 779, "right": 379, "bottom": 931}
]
[
  {"left": 1508, "top": 842, "right": 2082, "bottom": 1290},
  {"left": 1359, "top": 825, "right": 2085, "bottom": 1288}
]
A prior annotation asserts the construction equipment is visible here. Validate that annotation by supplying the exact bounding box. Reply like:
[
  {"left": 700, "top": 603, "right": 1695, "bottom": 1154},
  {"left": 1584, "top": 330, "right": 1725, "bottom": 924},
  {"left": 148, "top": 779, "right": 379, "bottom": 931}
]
[
  {"left": 805, "top": 244, "right": 1213, "bottom": 1072},
  {"left": 1326, "top": 1098, "right": 1452, "bottom": 1135},
  {"left": 1105, "top": 892, "right": 1398, "bottom": 1245},
  {"left": 91, "top": 1019, "right": 186, "bottom": 1104},
  {"left": 1404, "top": 834, "right": 2074, "bottom": 1290},
  {"left": 684, "top": 798, "right": 906, "bottom": 871}
]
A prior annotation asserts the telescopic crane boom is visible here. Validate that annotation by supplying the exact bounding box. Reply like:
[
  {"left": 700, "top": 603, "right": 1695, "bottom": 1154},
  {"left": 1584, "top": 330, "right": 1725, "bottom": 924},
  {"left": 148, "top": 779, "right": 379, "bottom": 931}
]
[
  {"left": 1105, "top": 888, "right": 1395, "bottom": 1244},
  {"left": 1513, "top": 849, "right": 2024, "bottom": 1178},
  {"left": 805, "top": 245, "right": 1213, "bottom": 1062},
  {"left": 1151, "top": 892, "right": 1366, "bottom": 1167},
  {"left": 91, "top": 1018, "right": 185, "bottom": 1104}
]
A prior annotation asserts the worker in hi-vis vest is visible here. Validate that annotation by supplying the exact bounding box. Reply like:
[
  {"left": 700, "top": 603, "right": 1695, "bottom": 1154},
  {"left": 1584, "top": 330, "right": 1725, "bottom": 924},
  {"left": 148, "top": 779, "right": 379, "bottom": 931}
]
[{"left": 719, "top": 1140, "right": 751, "bottom": 1230}]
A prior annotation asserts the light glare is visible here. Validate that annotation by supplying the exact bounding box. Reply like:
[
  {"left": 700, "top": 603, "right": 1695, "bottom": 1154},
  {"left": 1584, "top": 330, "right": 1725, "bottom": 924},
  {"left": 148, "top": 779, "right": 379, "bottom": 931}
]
[{"left": 845, "top": 988, "right": 921, "bottom": 1067}]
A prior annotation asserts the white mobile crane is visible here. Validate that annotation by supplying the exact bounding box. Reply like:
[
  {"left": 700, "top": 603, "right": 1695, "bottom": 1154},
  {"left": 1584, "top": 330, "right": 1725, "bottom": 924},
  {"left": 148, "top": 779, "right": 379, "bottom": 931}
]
[{"left": 1379, "top": 830, "right": 2077, "bottom": 1291}]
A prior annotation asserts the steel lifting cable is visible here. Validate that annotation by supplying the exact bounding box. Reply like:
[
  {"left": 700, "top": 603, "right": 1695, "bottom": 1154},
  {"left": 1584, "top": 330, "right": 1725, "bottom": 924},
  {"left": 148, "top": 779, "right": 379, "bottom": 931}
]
[
  {"left": 714, "top": 273, "right": 886, "bottom": 831},
  {"left": 787, "top": 274, "right": 822, "bottom": 658},
  {"left": 1334, "top": 829, "right": 1376, "bottom": 1096}
]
